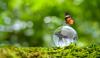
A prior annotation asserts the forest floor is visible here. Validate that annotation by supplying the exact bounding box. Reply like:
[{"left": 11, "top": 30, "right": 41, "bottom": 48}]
[{"left": 0, "top": 45, "right": 100, "bottom": 58}]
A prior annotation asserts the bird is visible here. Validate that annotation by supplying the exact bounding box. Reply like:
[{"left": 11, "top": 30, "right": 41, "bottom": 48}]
[{"left": 53, "top": 13, "right": 78, "bottom": 47}]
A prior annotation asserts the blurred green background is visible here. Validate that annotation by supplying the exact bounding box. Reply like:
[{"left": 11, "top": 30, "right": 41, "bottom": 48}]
[{"left": 0, "top": 0, "right": 100, "bottom": 47}]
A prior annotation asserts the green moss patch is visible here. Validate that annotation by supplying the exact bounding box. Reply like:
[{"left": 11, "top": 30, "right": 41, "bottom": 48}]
[{"left": 0, "top": 45, "right": 100, "bottom": 58}]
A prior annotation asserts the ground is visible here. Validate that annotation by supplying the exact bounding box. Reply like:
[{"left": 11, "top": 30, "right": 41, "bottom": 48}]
[{"left": 0, "top": 45, "right": 100, "bottom": 58}]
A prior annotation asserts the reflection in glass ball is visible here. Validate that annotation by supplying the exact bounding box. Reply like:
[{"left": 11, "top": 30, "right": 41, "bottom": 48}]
[{"left": 53, "top": 25, "right": 78, "bottom": 47}]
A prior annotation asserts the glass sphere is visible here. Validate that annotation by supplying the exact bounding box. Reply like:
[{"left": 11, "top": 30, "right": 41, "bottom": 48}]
[{"left": 53, "top": 25, "right": 78, "bottom": 47}]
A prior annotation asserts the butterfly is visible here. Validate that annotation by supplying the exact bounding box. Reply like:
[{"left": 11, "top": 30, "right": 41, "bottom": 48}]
[{"left": 65, "top": 13, "right": 74, "bottom": 25}]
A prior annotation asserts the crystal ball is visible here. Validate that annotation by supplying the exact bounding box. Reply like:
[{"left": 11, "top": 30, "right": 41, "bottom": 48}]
[{"left": 53, "top": 25, "right": 78, "bottom": 47}]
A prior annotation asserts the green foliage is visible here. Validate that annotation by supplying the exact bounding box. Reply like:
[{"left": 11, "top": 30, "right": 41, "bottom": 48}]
[
  {"left": 0, "top": 45, "right": 100, "bottom": 58},
  {"left": 0, "top": 0, "right": 100, "bottom": 47}
]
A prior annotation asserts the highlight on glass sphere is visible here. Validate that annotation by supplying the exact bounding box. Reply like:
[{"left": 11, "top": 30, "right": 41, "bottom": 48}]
[{"left": 52, "top": 13, "right": 78, "bottom": 47}]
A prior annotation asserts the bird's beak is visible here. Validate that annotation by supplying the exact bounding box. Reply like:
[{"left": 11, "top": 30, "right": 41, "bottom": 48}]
[{"left": 66, "top": 17, "right": 74, "bottom": 25}]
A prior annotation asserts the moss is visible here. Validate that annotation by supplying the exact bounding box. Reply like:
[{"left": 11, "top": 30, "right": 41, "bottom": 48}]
[{"left": 0, "top": 45, "right": 100, "bottom": 58}]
